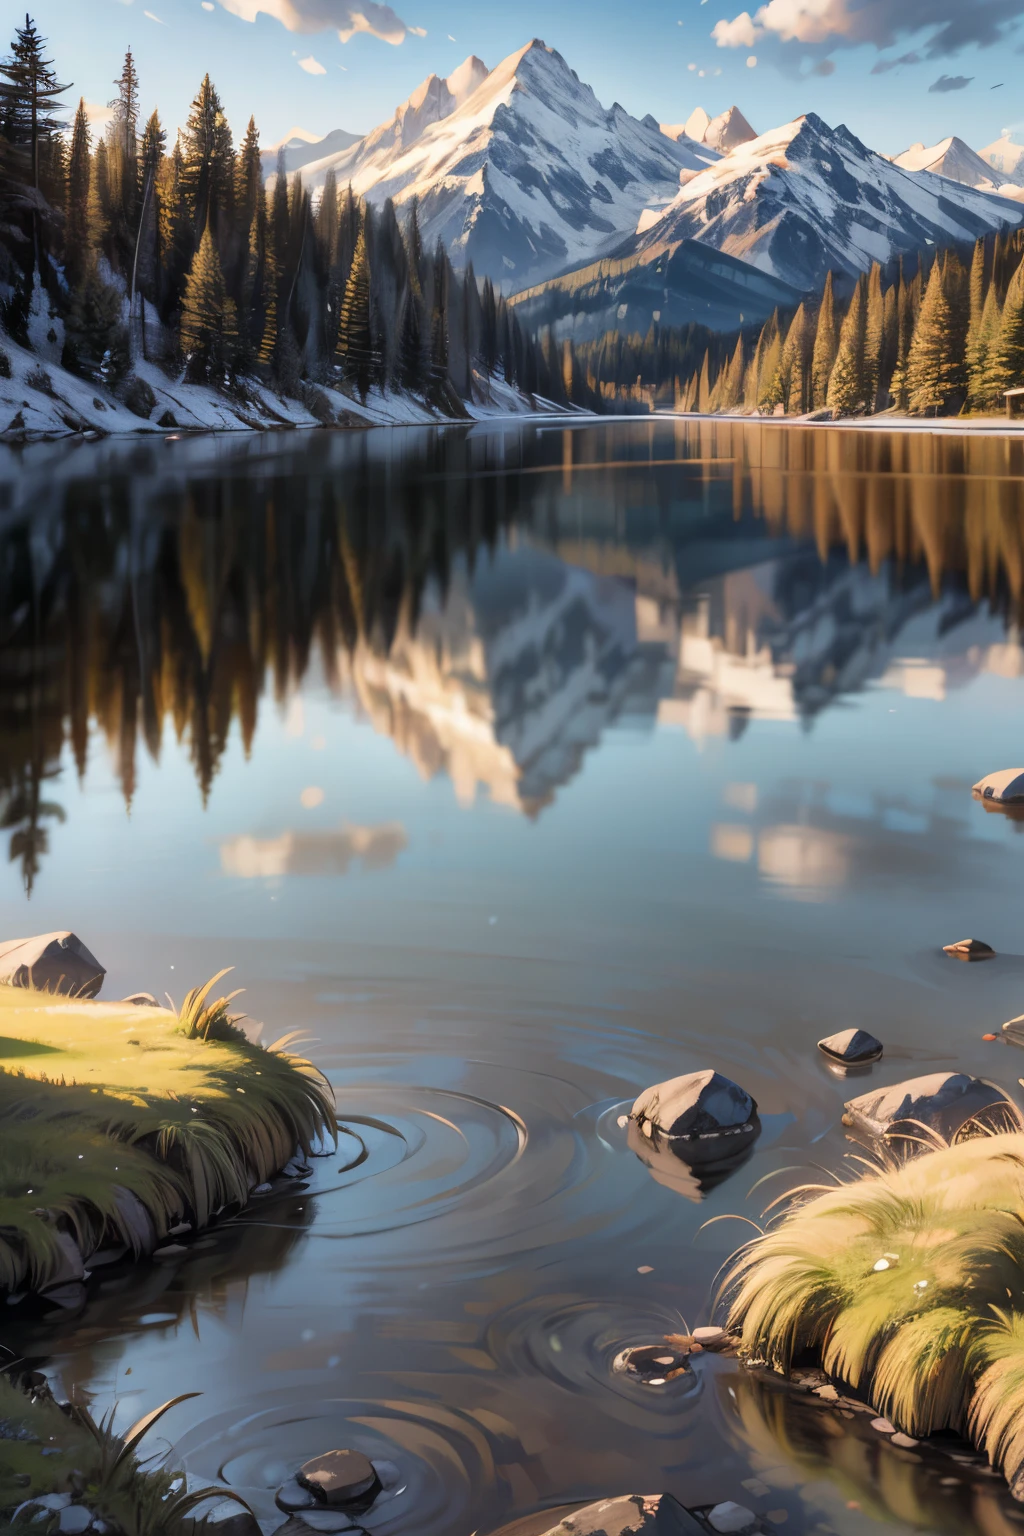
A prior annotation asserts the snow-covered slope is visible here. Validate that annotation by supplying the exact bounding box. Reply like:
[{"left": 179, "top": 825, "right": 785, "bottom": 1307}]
[
  {"left": 629, "top": 112, "right": 1024, "bottom": 291},
  {"left": 979, "top": 133, "right": 1024, "bottom": 181},
  {"left": 295, "top": 40, "right": 719, "bottom": 290},
  {"left": 893, "top": 135, "right": 1024, "bottom": 199}
]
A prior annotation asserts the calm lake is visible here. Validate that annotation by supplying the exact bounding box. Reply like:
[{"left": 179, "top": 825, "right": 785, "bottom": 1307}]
[{"left": 4, "top": 418, "right": 1024, "bottom": 1536}]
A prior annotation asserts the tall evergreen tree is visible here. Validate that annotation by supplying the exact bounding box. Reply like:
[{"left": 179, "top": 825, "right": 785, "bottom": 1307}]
[
  {"left": 337, "top": 223, "right": 373, "bottom": 397},
  {"left": 968, "top": 283, "right": 1003, "bottom": 410},
  {"left": 180, "top": 74, "right": 234, "bottom": 243},
  {"left": 988, "top": 255, "right": 1024, "bottom": 401},
  {"left": 180, "top": 222, "right": 236, "bottom": 380},
  {"left": 906, "top": 256, "right": 956, "bottom": 416},
  {"left": 234, "top": 116, "right": 262, "bottom": 238},
  {"left": 811, "top": 272, "right": 837, "bottom": 408},
  {"left": 0, "top": 14, "right": 69, "bottom": 275},
  {"left": 827, "top": 276, "right": 866, "bottom": 416},
  {"left": 863, "top": 262, "right": 884, "bottom": 411},
  {"left": 780, "top": 303, "right": 811, "bottom": 414},
  {"left": 65, "top": 96, "right": 90, "bottom": 284}
]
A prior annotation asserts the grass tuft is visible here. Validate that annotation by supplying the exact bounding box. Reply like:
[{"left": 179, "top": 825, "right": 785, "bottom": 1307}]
[
  {"left": 0, "top": 978, "right": 335, "bottom": 1291},
  {"left": 721, "top": 1130, "right": 1024, "bottom": 1485}
]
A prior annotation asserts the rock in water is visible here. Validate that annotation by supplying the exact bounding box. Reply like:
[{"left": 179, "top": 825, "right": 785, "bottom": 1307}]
[
  {"left": 707, "top": 1506, "right": 758, "bottom": 1534},
  {"left": 942, "top": 938, "right": 995, "bottom": 962},
  {"left": 631, "top": 1071, "right": 757, "bottom": 1144},
  {"left": 817, "top": 1028, "right": 883, "bottom": 1064},
  {"left": 0, "top": 932, "right": 105, "bottom": 996},
  {"left": 843, "top": 1073, "right": 1016, "bottom": 1144},
  {"left": 531, "top": 1494, "right": 704, "bottom": 1534},
  {"left": 297, "top": 1451, "right": 378, "bottom": 1507},
  {"left": 973, "top": 769, "right": 1024, "bottom": 804},
  {"left": 275, "top": 1479, "right": 316, "bottom": 1513}
]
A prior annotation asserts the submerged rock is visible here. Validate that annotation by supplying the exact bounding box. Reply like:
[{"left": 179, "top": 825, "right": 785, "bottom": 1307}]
[
  {"left": 0, "top": 932, "right": 105, "bottom": 996},
  {"left": 817, "top": 1028, "right": 883, "bottom": 1065},
  {"left": 632, "top": 1071, "right": 758, "bottom": 1144},
  {"left": 707, "top": 1506, "right": 758, "bottom": 1534},
  {"left": 618, "top": 1345, "right": 690, "bottom": 1383},
  {"left": 843, "top": 1073, "right": 1017, "bottom": 1144},
  {"left": 942, "top": 938, "right": 995, "bottom": 962},
  {"left": 297, "top": 1450, "right": 378, "bottom": 1507},
  {"left": 276, "top": 1479, "right": 316, "bottom": 1513}
]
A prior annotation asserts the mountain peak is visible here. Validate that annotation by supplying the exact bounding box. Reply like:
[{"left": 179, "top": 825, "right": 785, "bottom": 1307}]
[
  {"left": 447, "top": 54, "right": 489, "bottom": 104},
  {"left": 704, "top": 106, "right": 756, "bottom": 152}
]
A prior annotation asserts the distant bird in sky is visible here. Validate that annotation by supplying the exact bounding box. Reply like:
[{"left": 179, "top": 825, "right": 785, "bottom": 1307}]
[{"left": 992, "top": 83, "right": 1004, "bottom": 89}]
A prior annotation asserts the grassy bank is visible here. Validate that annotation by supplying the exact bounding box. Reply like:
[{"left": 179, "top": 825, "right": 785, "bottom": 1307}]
[
  {"left": 0, "top": 974, "right": 335, "bottom": 1294},
  {"left": 721, "top": 1131, "right": 1024, "bottom": 1493}
]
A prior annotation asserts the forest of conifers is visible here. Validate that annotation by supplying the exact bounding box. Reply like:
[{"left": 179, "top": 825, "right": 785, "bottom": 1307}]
[{"left": 0, "top": 16, "right": 571, "bottom": 413}]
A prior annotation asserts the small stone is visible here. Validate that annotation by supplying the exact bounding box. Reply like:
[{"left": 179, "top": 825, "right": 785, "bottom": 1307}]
[
  {"left": 297, "top": 1450, "right": 378, "bottom": 1507},
  {"left": 121, "top": 993, "right": 159, "bottom": 1007},
  {"left": 817, "top": 1029, "right": 883, "bottom": 1065},
  {"left": 693, "top": 1326, "right": 726, "bottom": 1344},
  {"left": 871, "top": 1418, "right": 895, "bottom": 1433},
  {"left": 708, "top": 1503, "right": 758, "bottom": 1534},
  {"left": 890, "top": 1432, "right": 919, "bottom": 1448},
  {"left": 251, "top": 1183, "right": 273, "bottom": 1195},
  {"left": 814, "top": 1385, "right": 839, "bottom": 1401},
  {"left": 973, "top": 769, "right": 1024, "bottom": 804},
  {"left": 620, "top": 1345, "right": 689, "bottom": 1381},
  {"left": 766, "top": 1513, "right": 789, "bottom": 1526},
  {"left": 741, "top": 1479, "right": 771, "bottom": 1497},
  {"left": 0, "top": 931, "right": 105, "bottom": 996},
  {"left": 942, "top": 938, "right": 995, "bottom": 962},
  {"left": 276, "top": 1480, "right": 316, "bottom": 1513},
  {"left": 983, "top": 1034, "right": 998, "bottom": 1042},
  {"left": 637, "top": 1266, "right": 653, "bottom": 1274},
  {"left": 167, "top": 1221, "right": 192, "bottom": 1236},
  {"left": 58, "top": 1507, "right": 93, "bottom": 1534}
]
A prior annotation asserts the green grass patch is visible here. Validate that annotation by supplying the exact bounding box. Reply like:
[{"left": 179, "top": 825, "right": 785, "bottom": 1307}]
[
  {"left": 0, "top": 976, "right": 335, "bottom": 1293},
  {"left": 721, "top": 1131, "right": 1024, "bottom": 1493},
  {"left": 0, "top": 1373, "right": 252, "bottom": 1532}
]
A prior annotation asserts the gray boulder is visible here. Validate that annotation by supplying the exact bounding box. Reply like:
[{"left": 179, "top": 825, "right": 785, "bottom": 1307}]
[
  {"left": 942, "top": 937, "right": 995, "bottom": 962},
  {"left": 843, "top": 1073, "right": 1017, "bottom": 1144},
  {"left": 0, "top": 932, "right": 105, "bottom": 996},
  {"left": 973, "top": 769, "right": 1024, "bottom": 803},
  {"left": 818, "top": 1028, "right": 883, "bottom": 1065},
  {"left": 632, "top": 1071, "right": 757, "bottom": 1144}
]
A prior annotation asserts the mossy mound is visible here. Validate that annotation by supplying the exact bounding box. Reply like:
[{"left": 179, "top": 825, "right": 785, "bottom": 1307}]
[{"left": 0, "top": 978, "right": 334, "bottom": 1293}]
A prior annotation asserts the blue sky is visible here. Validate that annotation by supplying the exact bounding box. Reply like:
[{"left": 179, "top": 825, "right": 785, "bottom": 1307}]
[{"left": 20, "top": 0, "right": 1024, "bottom": 157}]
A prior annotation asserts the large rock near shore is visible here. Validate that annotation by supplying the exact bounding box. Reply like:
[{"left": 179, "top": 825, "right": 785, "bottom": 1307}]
[
  {"left": 843, "top": 1073, "right": 1017, "bottom": 1144},
  {"left": 0, "top": 933, "right": 105, "bottom": 997},
  {"left": 632, "top": 1071, "right": 758, "bottom": 1143},
  {"left": 532, "top": 1495, "right": 706, "bottom": 1534}
]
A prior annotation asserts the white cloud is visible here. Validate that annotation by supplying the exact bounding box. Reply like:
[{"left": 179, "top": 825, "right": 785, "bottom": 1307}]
[
  {"left": 216, "top": 0, "right": 411, "bottom": 45},
  {"left": 408, "top": 23, "right": 426, "bottom": 34},
  {"left": 299, "top": 52, "right": 327, "bottom": 70},
  {"left": 711, "top": 0, "right": 1024, "bottom": 58},
  {"left": 712, "top": 10, "right": 762, "bottom": 46},
  {"left": 747, "top": 52, "right": 758, "bottom": 64},
  {"left": 202, "top": 2, "right": 215, "bottom": 9},
  {"left": 144, "top": 9, "right": 167, "bottom": 20}
]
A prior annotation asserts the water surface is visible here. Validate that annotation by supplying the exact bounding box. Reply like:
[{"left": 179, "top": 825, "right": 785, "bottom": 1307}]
[{"left": 4, "top": 420, "right": 1024, "bottom": 1536}]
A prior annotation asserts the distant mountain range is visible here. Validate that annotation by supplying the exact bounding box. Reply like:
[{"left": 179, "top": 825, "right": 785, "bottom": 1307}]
[{"left": 276, "top": 40, "right": 1024, "bottom": 332}]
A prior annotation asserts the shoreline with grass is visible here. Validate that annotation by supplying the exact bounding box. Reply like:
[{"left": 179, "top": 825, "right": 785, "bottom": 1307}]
[{"left": 0, "top": 971, "right": 335, "bottom": 1299}]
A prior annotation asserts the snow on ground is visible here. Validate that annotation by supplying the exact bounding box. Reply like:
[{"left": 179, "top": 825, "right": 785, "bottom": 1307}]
[{"left": 0, "top": 335, "right": 565, "bottom": 442}]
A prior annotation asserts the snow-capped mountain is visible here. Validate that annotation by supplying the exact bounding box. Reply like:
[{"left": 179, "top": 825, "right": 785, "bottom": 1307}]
[
  {"left": 288, "top": 40, "right": 720, "bottom": 290},
  {"left": 979, "top": 133, "right": 1024, "bottom": 181},
  {"left": 662, "top": 106, "right": 757, "bottom": 154},
  {"left": 893, "top": 136, "right": 1024, "bottom": 200},
  {"left": 626, "top": 113, "right": 1024, "bottom": 291},
  {"left": 263, "top": 127, "right": 362, "bottom": 178}
]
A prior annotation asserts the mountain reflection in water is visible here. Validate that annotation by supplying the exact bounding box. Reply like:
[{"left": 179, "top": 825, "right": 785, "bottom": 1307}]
[
  {"left": 6, "top": 421, "right": 1024, "bottom": 1536},
  {"left": 2, "top": 420, "right": 1023, "bottom": 888}
]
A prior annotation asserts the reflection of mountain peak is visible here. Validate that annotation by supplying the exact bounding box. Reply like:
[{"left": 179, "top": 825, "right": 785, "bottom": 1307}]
[{"left": 347, "top": 545, "right": 659, "bottom": 814}]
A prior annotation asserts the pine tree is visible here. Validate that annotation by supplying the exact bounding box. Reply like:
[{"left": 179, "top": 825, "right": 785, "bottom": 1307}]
[
  {"left": 180, "top": 222, "right": 237, "bottom": 381},
  {"left": 716, "top": 335, "right": 745, "bottom": 412},
  {"left": 157, "top": 136, "right": 192, "bottom": 321},
  {"left": 780, "top": 303, "right": 811, "bottom": 414},
  {"left": 0, "top": 14, "right": 69, "bottom": 274},
  {"left": 757, "top": 314, "right": 784, "bottom": 411},
  {"left": 697, "top": 349, "right": 710, "bottom": 412},
  {"left": 827, "top": 276, "right": 866, "bottom": 416},
  {"left": 880, "top": 278, "right": 899, "bottom": 405},
  {"left": 811, "top": 272, "right": 837, "bottom": 408},
  {"left": 108, "top": 48, "right": 140, "bottom": 247},
  {"left": 337, "top": 223, "right": 372, "bottom": 397},
  {"left": 234, "top": 116, "right": 262, "bottom": 239},
  {"left": 966, "top": 236, "right": 986, "bottom": 376},
  {"left": 906, "top": 256, "right": 956, "bottom": 416},
  {"left": 987, "top": 255, "right": 1024, "bottom": 402},
  {"left": 863, "top": 262, "right": 884, "bottom": 412},
  {"left": 180, "top": 74, "right": 234, "bottom": 242},
  {"left": 65, "top": 97, "right": 90, "bottom": 284},
  {"left": 968, "top": 284, "right": 1003, "bottom": 410}
]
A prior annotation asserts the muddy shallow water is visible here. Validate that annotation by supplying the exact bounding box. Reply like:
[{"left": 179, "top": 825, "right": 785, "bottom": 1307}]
[{"left": 4, "top": 419, "right": 1024, "bottom": 1535}]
